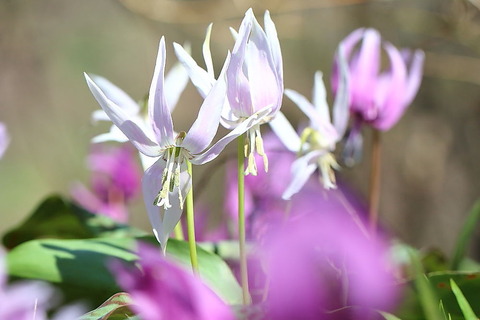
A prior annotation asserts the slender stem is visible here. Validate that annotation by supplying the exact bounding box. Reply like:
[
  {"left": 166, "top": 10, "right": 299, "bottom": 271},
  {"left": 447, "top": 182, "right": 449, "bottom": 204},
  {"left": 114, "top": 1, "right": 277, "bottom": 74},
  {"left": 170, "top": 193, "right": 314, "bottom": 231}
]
[
  {"left": 173, "top": 220, "right": 185, "bottom": 240},
  {"left": 368, "top": 129, "right": 382, "bottom": 234},
  {"left": 186, "top": 161, "right": 199, "bottom": 273},
  {"left": 238, "top": 135, "right": 251, "bottom": 305}
]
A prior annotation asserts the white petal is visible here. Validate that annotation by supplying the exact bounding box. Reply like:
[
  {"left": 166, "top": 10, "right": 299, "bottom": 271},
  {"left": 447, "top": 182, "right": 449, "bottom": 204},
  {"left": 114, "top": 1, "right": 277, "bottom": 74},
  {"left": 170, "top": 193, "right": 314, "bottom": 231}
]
[
  {"left": 282, "top": 150, "right": 323, "bottom": 200},
  {"left": 332, "top": 44, "right": 351, "bottom": 138},
  {"left": 312, "top": 71, "right": 331, "bottom": 123},
  {"left": 89, "top": 74, "right": 140, "bottom": 115},
  {"left": 268, "top": 111, "right": 300, "bottom": 153},
  {"left": 164, "top": 55, "right": 190, "bottom": 113},
  {"left": 202, "top": 23, "right": 215, "bottom": 78},
  {"left": 85, "top": 73, "right": 162, "bottom": 157}
]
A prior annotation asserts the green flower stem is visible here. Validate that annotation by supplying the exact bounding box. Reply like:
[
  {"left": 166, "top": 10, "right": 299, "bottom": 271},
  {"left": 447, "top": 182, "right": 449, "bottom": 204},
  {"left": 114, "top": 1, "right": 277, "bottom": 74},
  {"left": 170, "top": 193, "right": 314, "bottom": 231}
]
[
  {"left": 173, "top": 220, "right": 185, "bottom": 240},
  {"left": 368, "top": 129, "right": 382, "bottom": 234},
  {"left": 238, "top": 134, "right": 251, "bottom": 305},
  {"left": 186, "top": 160, "right": 199, "bottom": 273}
]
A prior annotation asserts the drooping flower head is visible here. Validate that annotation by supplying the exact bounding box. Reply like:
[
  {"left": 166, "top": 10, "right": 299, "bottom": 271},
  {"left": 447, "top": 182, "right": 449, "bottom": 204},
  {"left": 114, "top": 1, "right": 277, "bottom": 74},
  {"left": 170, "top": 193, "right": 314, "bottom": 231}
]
[
  {"left": 85, "top": 37, "right": 266, "bottom": 249},
  {"left": 332, "top": 28, "right": 424, "bottom": 164},
  {"left": 258, "top": 211, "right": 399, "bottom": 319},
  {"left": 71, "top": 144, "right": 142, "bottom": 222},
  {"left": 174, "top": 9, "right": 283, "bottom": 176},
  {"left": 111, "top": 243, "right": 235, "bottom": 320},
  {"left": 225, "top": 8, "right": 283, "bottom": 175},
  {"left": 0, "top": 122, "right": 10, "bottom": 159},
  {"left": 269, "top": 44, "right": 350, "bottom": 199}
]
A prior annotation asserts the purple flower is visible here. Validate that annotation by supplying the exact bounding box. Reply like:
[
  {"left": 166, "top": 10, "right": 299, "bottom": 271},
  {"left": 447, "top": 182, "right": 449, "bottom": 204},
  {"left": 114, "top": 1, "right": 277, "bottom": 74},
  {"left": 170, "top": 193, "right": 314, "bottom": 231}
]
[
  {"left": 0, "top": 122, "right": 10, "bottom": 159},
  {"left": 259, "top": 212, "right": 399, "bottom": 319},
  {"left": 111, "top": 243, "right": 235, "bottom": 320},
  {"left": 71, "top": 144, "right": 142, "bottom": 222},
  {"left": 85, "top": 37, "right": 265, "bottom": 249},
  {"left": 333, "top": 28, "right": 424, "bottom": 163}
]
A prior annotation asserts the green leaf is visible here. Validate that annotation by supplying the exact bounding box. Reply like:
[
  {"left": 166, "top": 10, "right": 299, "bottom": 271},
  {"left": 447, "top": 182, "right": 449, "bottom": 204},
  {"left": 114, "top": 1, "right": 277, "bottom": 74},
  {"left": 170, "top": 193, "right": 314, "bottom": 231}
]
[
  {"left": 451, "top": 199, "right": 480, "bottom": 270},
  {"left": 409, "top": 249, "right": 443, "bottom": 320},
  {"left": 449, "top": 279, "right": 478, "bottom": 320},
  {"left": 6, "top": 237, "right": 242, "bottom": 307},
  {"left": 379, "top": 311, "right": 403, "bottom": 320},
  {"left": 428, "top": 272, "right": 480, "bottom": 318},
  {"left": 2, "top": 195, "right": 147, "bottom": 249},
  {"left": 78, "top": 293, "right": 137, "bottom": 320}
]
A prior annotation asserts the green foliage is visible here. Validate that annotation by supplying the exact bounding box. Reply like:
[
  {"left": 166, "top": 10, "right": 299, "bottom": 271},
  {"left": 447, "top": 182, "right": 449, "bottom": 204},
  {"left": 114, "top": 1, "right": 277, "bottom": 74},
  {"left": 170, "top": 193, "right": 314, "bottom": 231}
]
[
  {"left": 78, "top": 293, "right": 138, "bottom": 320},
  {"left": 451, "top": 200, "right": 480, "bottom": 270},
  {"left": 449, "top": 279, "right": 478, "bottom": 320},
  {"left": 2, "top": 195, "right": 146, "bottom": 249}
]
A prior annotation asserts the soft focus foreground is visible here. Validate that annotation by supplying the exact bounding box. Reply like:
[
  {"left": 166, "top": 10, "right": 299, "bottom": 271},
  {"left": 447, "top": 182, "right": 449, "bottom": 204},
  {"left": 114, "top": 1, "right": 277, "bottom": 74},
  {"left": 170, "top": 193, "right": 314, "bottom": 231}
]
[{"left": 2, "top": 1, "right": 480, "bottom": 320}]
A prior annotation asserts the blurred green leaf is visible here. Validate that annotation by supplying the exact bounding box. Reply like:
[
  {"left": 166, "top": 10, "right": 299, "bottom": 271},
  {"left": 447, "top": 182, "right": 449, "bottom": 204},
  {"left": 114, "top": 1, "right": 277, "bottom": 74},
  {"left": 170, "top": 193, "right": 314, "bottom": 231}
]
[
  {"left": 6, "top": 236, "right": 242, "bottom": 307},
  {"left": 451, "top": 199, "right": 480, "bottom": 270},
  {"left": 78, "top": 292, "right": 137, "bottom": 320},
  {"left": 449, "top": 279, "right": 477, "bottom": 320},
  {"left": 379, "top": 311, "right": 403, "bottom": 320},
  {"left": 2, "top": 195, "right": 147, "bottom": 249}
]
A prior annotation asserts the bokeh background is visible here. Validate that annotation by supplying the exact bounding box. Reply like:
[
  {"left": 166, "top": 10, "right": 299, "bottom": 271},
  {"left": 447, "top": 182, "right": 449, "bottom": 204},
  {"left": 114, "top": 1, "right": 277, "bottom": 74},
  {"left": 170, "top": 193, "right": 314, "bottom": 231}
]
[{"left": 1, "top": 0, "right": 480, "bottom": 255}]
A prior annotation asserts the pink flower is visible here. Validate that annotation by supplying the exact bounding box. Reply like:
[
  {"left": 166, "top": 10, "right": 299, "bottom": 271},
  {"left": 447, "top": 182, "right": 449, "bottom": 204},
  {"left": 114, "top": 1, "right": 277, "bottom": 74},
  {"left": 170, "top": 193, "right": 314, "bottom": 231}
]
[
  {"left": 333, "top": 28, "right": 424, "bottom": 163},
  {"left": 259, "top": 212, "right": 399, "bottom": 319},
  {"left": 111, "top": 244, "right": 235, "bottom": 320},
  {"left": 71, "top": 144, "right": 141, "bottom": 223}
]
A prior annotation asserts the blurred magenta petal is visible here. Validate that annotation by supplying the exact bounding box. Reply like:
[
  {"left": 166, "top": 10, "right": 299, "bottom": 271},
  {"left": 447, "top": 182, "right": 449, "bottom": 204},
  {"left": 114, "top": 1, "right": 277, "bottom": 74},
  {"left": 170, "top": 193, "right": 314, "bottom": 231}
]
[
  {"left": 111, "top": 244, "right": 235, "bottom": 320},
  {"left": 0, "top": 122, "right": 10, "bottom": 159},
  {"left": 260, "top": 212, "right": 399, "bottom": 319},
  {"left": 71, "top": 144, "right": 141, "bottom": 223}
]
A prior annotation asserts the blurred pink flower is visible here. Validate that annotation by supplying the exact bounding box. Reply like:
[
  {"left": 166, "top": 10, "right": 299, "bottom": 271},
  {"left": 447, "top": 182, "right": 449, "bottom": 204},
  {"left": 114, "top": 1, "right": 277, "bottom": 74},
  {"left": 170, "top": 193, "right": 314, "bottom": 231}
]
[
  {"left": 111, "top": 243, "right": 235, "bottom": 320},
  {"left": 333, "top": 28, "right": 424, "bottom": 163},
  {"left": 71, "top": 144, "right": 141, "bottom": 223},
  {"left": 0, "top": 122, "right": 10, "bottom": 159},
  {"left": 259, "top": 212, "right": 399, "bottom": 319}
]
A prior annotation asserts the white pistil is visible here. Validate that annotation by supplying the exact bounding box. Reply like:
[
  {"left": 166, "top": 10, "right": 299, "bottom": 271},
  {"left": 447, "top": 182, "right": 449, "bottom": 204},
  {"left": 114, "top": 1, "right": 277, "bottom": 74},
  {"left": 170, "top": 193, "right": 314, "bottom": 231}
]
[{"left": 244, "top": 125, "right": 269, "bottom": 176}]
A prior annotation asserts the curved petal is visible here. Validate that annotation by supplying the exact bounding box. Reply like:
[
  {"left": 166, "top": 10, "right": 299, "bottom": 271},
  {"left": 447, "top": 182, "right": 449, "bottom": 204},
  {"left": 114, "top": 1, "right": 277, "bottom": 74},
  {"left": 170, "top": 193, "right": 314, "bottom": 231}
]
[
  {"left": 403, "top": 49, "right": 424, "bottom": 106},
  {"left": 89, "top": 75, "right": 140, "bottom": 115},
  {"left": 264, "top": 10, "right": 283, "bottom": 81},
  {"left": 149, "top": 37, "right": 174, "bottom": 147},
  {"left": 284, "top": 89, "right": 323, "bottom": 127},
  {"left": 202, "top": 23, "right": 215, "bottom": 78},
  {"left": 164, "top": 51, "right": 190, "bottom": 112},
  {"left": 312, "top": 71, "right": 330, "bottom": 123},
  {"left": 332, "top": 44, "right": 351, "bottom": 139},
  {"left": 91, "top": 109, "right": 111, "bottom": 122},
  {"left": 85, "top": 73, "right": 162, "bottom": 157},
  {"left": 282, "top": 150, "right": 324, "bottom": 200},
  {"left": 0, "top": 123, "right": 10, "bottom": 159},
  {"left": 374, "top": 42, "right": 407, "bottom": 130},
  {"left": 190, "top": 106, "right": 272, "bottom": 165},
  {"left": 173, "top": 42, "right": 214, "bottom": 98},
  {"left": 142, "top": 159, "right": 191, "bottom": 249},
  {"left": 91, "top": 125, "right": 129, "bottom": 143},
  {"left": 182, "top": 53, "right": 231, "bottom": 154},
  {"left": 269, "top": 111, "right": 300, "bottom": 153}
]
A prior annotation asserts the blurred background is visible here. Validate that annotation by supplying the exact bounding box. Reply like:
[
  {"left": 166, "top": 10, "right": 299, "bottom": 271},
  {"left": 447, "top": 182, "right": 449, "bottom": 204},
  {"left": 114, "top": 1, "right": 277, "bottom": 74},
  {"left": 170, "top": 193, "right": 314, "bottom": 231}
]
[{"left": 1, "top": 0, "right": 480, "bottom": 255}]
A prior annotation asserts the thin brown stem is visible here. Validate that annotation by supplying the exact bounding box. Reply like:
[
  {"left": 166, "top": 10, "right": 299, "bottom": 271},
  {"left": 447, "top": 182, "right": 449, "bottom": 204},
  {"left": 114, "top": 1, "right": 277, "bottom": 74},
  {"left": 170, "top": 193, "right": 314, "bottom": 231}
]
[{"left": 368, "top": 129, "right": 382, "bottom": 234}]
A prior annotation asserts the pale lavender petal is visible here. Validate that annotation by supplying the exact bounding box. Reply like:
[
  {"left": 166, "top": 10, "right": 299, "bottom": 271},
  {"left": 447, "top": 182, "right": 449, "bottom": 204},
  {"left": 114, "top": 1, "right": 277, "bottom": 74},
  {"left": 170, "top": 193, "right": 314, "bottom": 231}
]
[
  {"left": 339, "top": 28, "right": 366, "bottom": 59},
  {"left": 148, "top": 37, "right": 174, "bottom": 148},
  {"left": 284, "top": 89, "right": 323, "bottom": 127},
  {"left": 164, "top": 53, "right": 190, "bottom": 112},
  {"left": 312, "top": 71, "right": 330, "bottom": 123},
  {"left": 246, "top": 12, "right": 281, "bottom": 114},
  {"left": 403, "top": 49, "right": 425, "bottom": 106},
  {"left": 282, "top": 150, "right": 323, "bottom": 200},
  {"left": 91, "top": 109, "right": 111, "bottom": 122},
  {"left": 89, "top": 75, "right": 140, "bottom": 115},
  {"left": 0, "top": 123, "right": 10, "bottom": 159},
  {"left": 374, "top": 42, "right": 407, "bottom": 130},
  {"left": 91, "top": 125, "right": 129, "bottom": 144},
  {"left": 85, "top": 73, "right": 162, "bottom": 157},
  {"left": 268, "top": 111, "right": 300, "bottom": 153},
  {"left": 191, "top": 106, "right": 272, "bottom": 165},
  {"left": 182, "top": 54, "right": 230, "bottom": 154},
  {"left": 173, "top": 42, "right": 214, "bottom": 98},
  {"left": 332, "top": 44, "right": 351, "bottom": 138},
  {"left": 264, "top": 10, "right": 283, "bottom": 81},
  {"left": 202, "top": 23, "right": 215, "bottom": 78},
  {"left": 226, "top": 11, "right": 254, "bottom": 117},
  {"left": 142, "top": 159, "right": 191, "bottom": 249}
]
